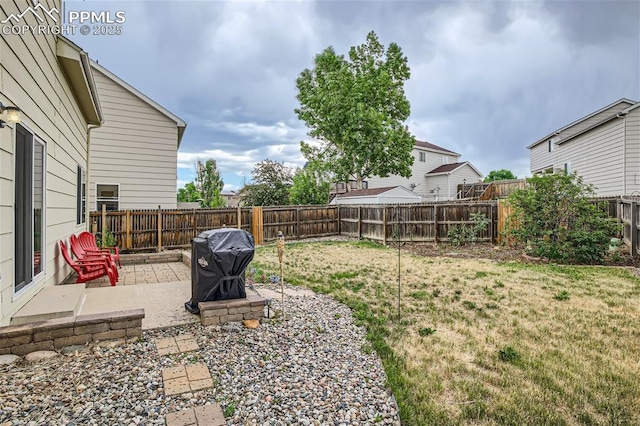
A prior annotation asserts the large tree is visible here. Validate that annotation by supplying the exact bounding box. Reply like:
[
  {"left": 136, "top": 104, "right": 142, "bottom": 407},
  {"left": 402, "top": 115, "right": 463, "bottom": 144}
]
[
  {"left": 484, "top": 169, "right": 517, "bottom": 182},
  {"left": 289, "top": 167, "right": 330, "bottom": 205},
  {"left": 194, "top": 158, "right": 225, "bottom": 208},
  {"left": 240, "top": 159, "right": 293, "bottom": 206},
  {"left": 295, "top": 31, "right": 416, "bottom": 189}
]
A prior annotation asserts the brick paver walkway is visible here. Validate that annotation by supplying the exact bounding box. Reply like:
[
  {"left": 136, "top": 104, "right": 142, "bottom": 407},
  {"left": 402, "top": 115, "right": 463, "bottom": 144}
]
[
  {"left": 165, "top": 404, "right": 226, "bottom": 426},
  {"left": 155, "top": 333, "right": 199, "bottom": 355},
  {"left": 162, "top": 363, "right": 213, "bottom": 396}
]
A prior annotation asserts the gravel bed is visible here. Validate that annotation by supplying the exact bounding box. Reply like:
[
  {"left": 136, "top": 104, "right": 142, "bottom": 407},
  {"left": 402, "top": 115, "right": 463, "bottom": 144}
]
[{"left": 0, "top": 284, "right": 400, "bottom": 425}]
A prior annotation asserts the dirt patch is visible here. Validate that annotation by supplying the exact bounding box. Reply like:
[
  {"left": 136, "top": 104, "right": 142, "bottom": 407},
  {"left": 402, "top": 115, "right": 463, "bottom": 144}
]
[{"left": 401, "top": 242, "right": 639, "bottom": 267}]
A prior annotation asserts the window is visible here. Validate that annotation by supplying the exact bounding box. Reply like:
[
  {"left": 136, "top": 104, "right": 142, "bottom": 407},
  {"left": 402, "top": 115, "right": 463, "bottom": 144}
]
[
  {"left": 548, "top": 140, "right": 555, "bottom": 152},
  {"left": 443, "top": 156, "right": 449, "bottom": 164},
  {"left": 96, "top": 184, "right": 119, "bottom": 211},
  {"left": 15, "top": 124, "right": 45, "bottom": 294},
  {"left": 563, "top": 162, "right": 571, "bottom": 174},
  {"left": 76, "top": 165, "right": 86, "bottom": 224},
  {"left": 419, "top": 152, "right": 426, "bottom": 162}
]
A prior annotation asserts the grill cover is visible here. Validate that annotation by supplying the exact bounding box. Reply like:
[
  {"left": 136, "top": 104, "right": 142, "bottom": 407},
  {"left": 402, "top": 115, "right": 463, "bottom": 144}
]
[{"left": 185, "top": 228, "right": 255, "bottom": 314}]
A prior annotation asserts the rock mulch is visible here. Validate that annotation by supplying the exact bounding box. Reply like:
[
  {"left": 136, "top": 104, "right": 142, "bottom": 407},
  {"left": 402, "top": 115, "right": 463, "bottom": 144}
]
[{"left": 0, "top": 284, "right": 400, "bottom": 425}]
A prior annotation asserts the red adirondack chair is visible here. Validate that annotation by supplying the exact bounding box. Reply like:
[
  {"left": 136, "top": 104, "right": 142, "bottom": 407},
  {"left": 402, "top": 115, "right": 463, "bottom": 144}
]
[
  {"left": 77, "top": 231, "right": 121, "bottom": 267},
  {"left": 70, "top": 234, "right": 119, "bottom": 279},
  {"left": 59, "top": 240, "right": 117, "bottom": 286}
]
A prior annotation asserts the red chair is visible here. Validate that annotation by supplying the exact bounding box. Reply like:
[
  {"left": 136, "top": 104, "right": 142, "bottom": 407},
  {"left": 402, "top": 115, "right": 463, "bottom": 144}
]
[
  {"left": 59, "top": 241, "right": 117, "bottom": 286},
  {"left": 77, "top": 231, "right": 121, "bottom": 267},
  {"left": 70, "top": 234, "right": 119, "bottom": 280}
]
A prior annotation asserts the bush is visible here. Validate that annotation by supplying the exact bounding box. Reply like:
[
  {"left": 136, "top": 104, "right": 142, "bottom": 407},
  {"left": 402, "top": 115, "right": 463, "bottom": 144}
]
[
  {"left": 507, "top": 173, "right": 619, "bottom": 264},
  {"left": 447, "top": 212, "right": 489, "bottom": 246}
]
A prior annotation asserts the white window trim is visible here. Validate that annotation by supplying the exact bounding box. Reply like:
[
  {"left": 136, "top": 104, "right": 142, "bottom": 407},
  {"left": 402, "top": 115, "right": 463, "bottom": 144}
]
[
  {"left": 419, "top": 151, "right": 426, "bottom": 162},
  {"left": 95, "top": 182, "right": 120, "bottom": 211},
  {"left": 13, "top": 123, "right": 47, "bottom": 300}
]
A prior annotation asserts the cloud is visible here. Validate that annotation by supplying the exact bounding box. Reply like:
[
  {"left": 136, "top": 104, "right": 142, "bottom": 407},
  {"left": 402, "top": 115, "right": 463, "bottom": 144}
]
[{"left": 70, "top": 0, "right": 639, "bottom": 191}]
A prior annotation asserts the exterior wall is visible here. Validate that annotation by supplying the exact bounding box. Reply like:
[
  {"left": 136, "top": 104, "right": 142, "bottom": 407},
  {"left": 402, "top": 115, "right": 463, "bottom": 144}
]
[
  {"left": 367, "top": 147, "right": 459, "bottom": 198},
  {"left": 0, "top": 0, "right": 90, "bottom": 324},
  {"left": 529, "top": 141, "right": 555, "bottom": 173},
  {"left": 89, "top": 67, "right": 179, "bottom": 210},
  {"left": 423, "top": 175, "right": 450, "bottom": 201},
  {"left": 624, "top": 107, "right": 640, "bottom": 195},
  {"left": 555, "top": 117, "right": 625, "bottom": 196},
  {"left": 560, "top": 102, "right": 631, "bottom": 141}
]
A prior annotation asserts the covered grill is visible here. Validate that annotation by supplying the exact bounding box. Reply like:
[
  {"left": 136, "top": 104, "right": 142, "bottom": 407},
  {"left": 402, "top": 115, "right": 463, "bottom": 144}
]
[{"left": 185, "top": 228, "right": 255, "bottom": 314}]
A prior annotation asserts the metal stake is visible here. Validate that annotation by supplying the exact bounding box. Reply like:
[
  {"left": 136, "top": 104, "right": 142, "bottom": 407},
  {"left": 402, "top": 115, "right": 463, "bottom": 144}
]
[{"left": 277, "top": 231, "right": 285, "bottom": 319}]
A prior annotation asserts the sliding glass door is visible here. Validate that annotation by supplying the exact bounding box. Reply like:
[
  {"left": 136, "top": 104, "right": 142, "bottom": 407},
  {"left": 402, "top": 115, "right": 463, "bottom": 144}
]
[{"left": 14, "top": 124, "right": 45, "bottom": 294}]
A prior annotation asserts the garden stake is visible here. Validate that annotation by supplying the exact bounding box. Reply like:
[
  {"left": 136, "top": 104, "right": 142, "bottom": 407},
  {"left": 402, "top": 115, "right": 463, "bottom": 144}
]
[{"left": 277, "top": 231, "right": 285, "bottom": 319}]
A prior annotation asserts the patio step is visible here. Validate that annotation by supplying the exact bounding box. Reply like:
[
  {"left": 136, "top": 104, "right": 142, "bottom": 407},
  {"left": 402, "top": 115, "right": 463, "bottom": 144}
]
[{"left": 11, "top": 285, "right": 86, "bottom": 325}]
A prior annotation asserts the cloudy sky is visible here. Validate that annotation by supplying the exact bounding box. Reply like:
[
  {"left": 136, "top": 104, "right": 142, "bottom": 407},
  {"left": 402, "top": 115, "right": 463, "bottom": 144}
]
[{"left": 67, "top": 0, "right": 640, "bottom": 192}]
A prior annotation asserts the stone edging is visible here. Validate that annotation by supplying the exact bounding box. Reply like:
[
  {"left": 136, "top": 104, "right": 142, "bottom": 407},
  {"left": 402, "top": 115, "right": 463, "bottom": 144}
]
[
  {"left": 0, "top": 309, "right": 145, "bottom": 356},
  {"left": 199, "top": 295, "right": 266, "bottom": 326}
]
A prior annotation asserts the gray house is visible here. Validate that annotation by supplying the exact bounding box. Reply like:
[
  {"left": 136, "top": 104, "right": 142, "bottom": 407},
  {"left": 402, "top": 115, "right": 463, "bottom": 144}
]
[
  {"left": 89, "top": 61, "right": 186, "bottom": 211},
  {"left": 367, "top": 140, "right": 483, "bottom": 201},
  {"left": 527, "top": 98, "right": 640, "bottom": 196}
]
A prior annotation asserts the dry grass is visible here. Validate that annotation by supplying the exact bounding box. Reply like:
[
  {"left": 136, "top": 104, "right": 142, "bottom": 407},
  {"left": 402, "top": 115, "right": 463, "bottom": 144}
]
[{"left": 251, "top": 240, "right": 640, "bottom": 425}]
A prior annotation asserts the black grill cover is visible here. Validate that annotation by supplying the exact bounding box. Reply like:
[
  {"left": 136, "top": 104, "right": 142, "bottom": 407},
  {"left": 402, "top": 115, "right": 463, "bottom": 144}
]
[{"left": 185, "top": 228, "right": 255, "bottom": 314}]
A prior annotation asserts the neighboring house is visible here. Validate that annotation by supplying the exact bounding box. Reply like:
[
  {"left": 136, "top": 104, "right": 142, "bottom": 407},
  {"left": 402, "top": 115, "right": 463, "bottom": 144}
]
[
  {"left": 89, "top": 61, "right": 186, "bottom": 211},
  {"left": 527, "top": 98, "right": 640, "bottom": 196},
  {"left": 330, "top": 186, "right": 422, "bottom": 205},
  {"left": 221, "top": 191, "right": 241, "bottom": 207},
  {"left": 366, "top": 140, "right": 483, "bottom": 201},
  {"left": 0, "top": 2, "right": 103, "bottom": 325}
]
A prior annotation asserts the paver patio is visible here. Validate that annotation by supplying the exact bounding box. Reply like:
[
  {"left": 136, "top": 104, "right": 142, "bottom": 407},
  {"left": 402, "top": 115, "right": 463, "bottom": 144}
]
[{"left": 82, "top": 262, "right": 190, "bottom": 287}]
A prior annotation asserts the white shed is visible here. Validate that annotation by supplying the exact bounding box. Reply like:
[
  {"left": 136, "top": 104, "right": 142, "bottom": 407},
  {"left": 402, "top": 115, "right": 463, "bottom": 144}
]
[{"left": 331, "top": 186, "right": 422, "bottom": 205}]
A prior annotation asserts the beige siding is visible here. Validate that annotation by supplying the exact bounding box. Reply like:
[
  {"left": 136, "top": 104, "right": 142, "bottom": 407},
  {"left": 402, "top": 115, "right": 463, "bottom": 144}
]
[
  {"left": 0, "top": 0, "right": 91, "bottom": 324},
  {"left": 625, "top": 107, "right": 640, "bottom": 195},
  {"left": 529, "top": 142, "right": 555, "bottom": 173},
  {"left": 560, "top": 103, "right": 632, "bottom": 141},
  {"left": 423, "top": 175, "right": 450, "bottom": 201},
  {"left": 451, "top": 165, "right": 483, "bottom": 187},
  {"left": 367, "top": 147, "right": 459, "bottom": 198},
  {"left": 89, "top": 68, "right": 178, "bottom": 210},
  {"left": 555, "top": 118, "right": 625, "bottom": 196}
]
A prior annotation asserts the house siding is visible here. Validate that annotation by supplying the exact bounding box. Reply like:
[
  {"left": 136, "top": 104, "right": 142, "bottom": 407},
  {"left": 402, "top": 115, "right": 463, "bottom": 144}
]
[
  {"left": 625, "top": 107, "right": 640, "bottom": 195},
  {"left": 0, "top": 0, "right": 91, "bottom": 324},
  {"left": 367, "top": 147, "right": 459, "bottom": 198},
  {"left": 89, "top": 67, "right": 179, "bottom": 210},
  {"left": 555, "top": 117, "right": 625, "bottom": 196},
  {"left": 530, "top": 142, "right": 554, "bottom": 173}
]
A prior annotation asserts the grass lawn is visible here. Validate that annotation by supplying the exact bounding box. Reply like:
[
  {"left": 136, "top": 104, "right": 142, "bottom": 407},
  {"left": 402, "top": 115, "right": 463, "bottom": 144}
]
[{"left": 250, "top": 240, "right": 640, "bottom": 425}]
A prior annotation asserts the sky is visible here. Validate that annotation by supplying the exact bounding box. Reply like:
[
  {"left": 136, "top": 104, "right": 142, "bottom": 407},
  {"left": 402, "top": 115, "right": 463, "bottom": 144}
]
[{"left": 67, "top": 0, "right": 640, "bottom": 192}]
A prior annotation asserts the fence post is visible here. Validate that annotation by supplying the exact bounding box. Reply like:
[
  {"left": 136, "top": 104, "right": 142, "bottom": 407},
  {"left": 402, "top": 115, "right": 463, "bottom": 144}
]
[
  {"left": 382, "top": 206, "right": 387, "bottom": 245},
  {"left": 251, "top": 207, "right": 264, "bottom": 245},
  {"left": 125, "top": 210, "right": 131, "bottom": 250},
  {"left": 358, "top": 206, "right": 362, "bottom": 239},
  {"left": 92, "top": 219, "right": 97, "bottom": 235},
  {"left": 101, "top": 203, "right": 107, "bottom": 247},
  {"left": 433, "top": 204, "right": 438, "bottom": 243},
  {"left": 489, "top": 203, "right": 495, "bottom": 244},
  {"left": 296, "top": 208, "right": 301, "bottom": 240},
  {"left": 631, "top": 201, "right": 638, "bottom": 257},
  {"left": 337, "top": 205, "right": 341, "bottom": 235},
  {"left": 157, "top": 205, "right": 162, "bottom": 253},
  {"left": 237, "top": 206, "right": 242, "bottom": 229}
]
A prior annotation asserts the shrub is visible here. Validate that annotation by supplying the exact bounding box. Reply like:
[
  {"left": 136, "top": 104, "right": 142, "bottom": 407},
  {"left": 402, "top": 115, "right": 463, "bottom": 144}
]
[
  {"left": 507, "top": 173, "right": 619, "bottom": 264},
  {"left": 447, "top": 212, "right": 490, "bottom": 246}
]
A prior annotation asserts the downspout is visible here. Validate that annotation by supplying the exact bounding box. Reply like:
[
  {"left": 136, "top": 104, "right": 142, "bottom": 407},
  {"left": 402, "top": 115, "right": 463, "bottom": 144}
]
[
  {"left": 617, "top": 112, "right": 628, "bottom": 195},
  {"left": 85, "top": 123, "right": 102, "bottom": 228}
]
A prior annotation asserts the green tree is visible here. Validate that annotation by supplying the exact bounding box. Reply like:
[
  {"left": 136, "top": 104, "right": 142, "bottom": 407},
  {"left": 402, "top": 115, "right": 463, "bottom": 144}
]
[
  {"left": 177, "top": 182, "right": 202, "bottom": 203},
  {"left": 295, "top": 30, "right": 415, "bottom": 189},
  {"left": 240, "top": 160, "right": 293, "bottom": 206},
  {"left": 195, "top": 159, "right": 226, "bottom": 208},
  {"left": 289, "top": 167, "right": 330, "bottom": 205},
  {"left": 507, "top": 173, "right": 619, "bottom": 264},
  {"left": 484, "top": 169, "right": 517, "bottom": 182}
]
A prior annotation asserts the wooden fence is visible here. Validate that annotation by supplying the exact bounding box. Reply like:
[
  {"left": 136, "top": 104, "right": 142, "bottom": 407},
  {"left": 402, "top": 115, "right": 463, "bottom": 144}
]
[
  {"left": 618, "top": 198, "right": 639, "bottom": 257},
  {"left": 90, "top": 202, "right": 499, "bottom": 251}
]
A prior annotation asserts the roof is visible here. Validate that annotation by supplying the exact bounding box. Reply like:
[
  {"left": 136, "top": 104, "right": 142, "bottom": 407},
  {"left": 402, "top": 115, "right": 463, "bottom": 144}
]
[
  {"left": 56, "top": 36, "right": 103, "bottom": 125},
  {"left": 426, "top": 161, "right": 483, "bottom": 177},
  {"left": 336, "top": 187, "right": 398, "bottom": 198},
  {"left": 527, "top": 98, "right": 636, "bottom": 149},
  {"left": 415, "top": 140, "right": 459, "bottom": 156},
  {"left": 89, "top": 60, "right": 187, "bottom": 145}
]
